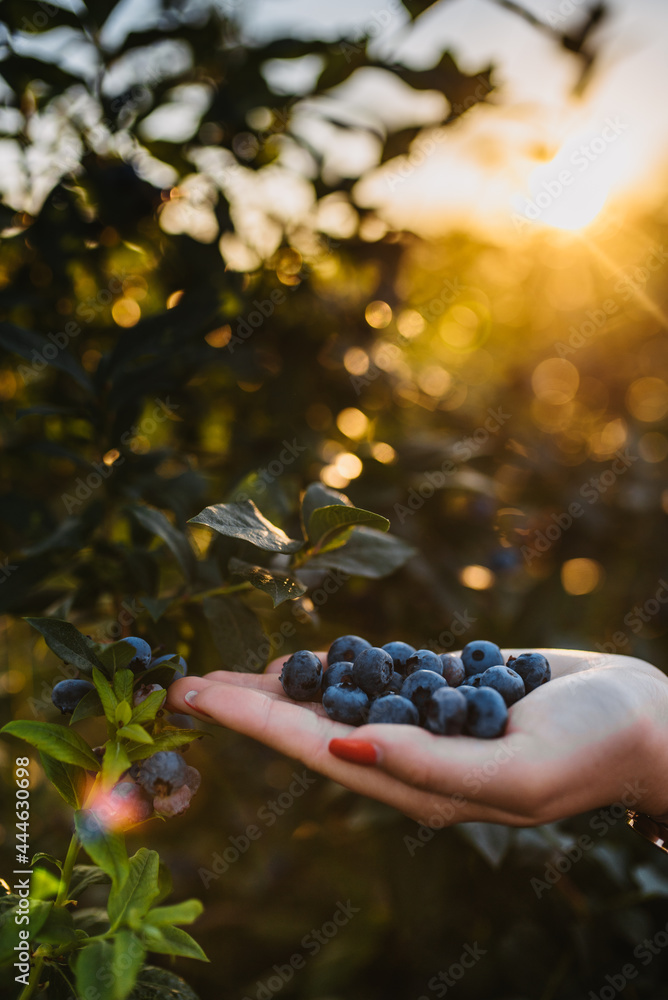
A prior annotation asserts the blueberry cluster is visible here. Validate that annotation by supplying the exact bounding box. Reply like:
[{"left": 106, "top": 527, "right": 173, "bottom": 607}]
[
  {"left": 51, "top": 637, "right": 200, "bottom": 825},
  {"left": 280, "top": 637, "right": 551, "bottom": 740}
]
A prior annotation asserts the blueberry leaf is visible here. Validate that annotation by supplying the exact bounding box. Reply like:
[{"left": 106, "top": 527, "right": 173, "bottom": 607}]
[
  {"left": 300, "top": 483, "right": 351, "bottom": 535},
  {"left": 141, "top": 596, "right": 173, "bottom": 622},
  {"left": 38, "top": 751, "right": 88, "bottom": 808},
  {"left": 113, "top": 669, "right": 135, "bottom": 703},
  {"left": 0, "top": 322, "right": 94, "bottom": 392},
  {"left": 130, "top": 689, "right": 167, "bottom": 726},
  {"left": 74, "top": 940, "right": 115, "bottom": 1000},
  {"left": 97, "top": 641, "right": 139, "bottom": 673},
  {"left": 144, "top": 900, "right": 203, "bottom": 926},
  {"left": 228, "top": 558, "right": 307, "bottom": 606},
  {"left": 93, "top": 667, "right": 119, "bottom": 725},
  {"left": 34, "top": 905, "right": 77, "bottom": 946},
  {"left": 307, "top": 504, "right": 389, "bottom": 548},
  {"left": 69, "top": 687, "right": 104, "bottom": 726},
  {"left": 189, "top": 499, "right": 303, "bottom": 553},
  {"left": 112, "top": 930, "right": 146, "bottom": 999},
  {"left": 142, "top": 923, "right": 208, "bottom": 961},
  {"left": 75, "top": 810, "right": 130, "bottom": 884},
  {"left": 101, "top": 740, "right": 132, "bottom": 786},
  {"left": 69, "top": 865, "right": 112, "bottom": 899},
  {"left": 306, "top": 526, "right": 416, "bottom": 578},
  {"left": 108, "top": 848, "right": 161, "bottom": 927},
  {"left": 1, "top": 721, "right": 100, "bottom": 770},
  {"left": 125, "top": 730, "right": 204, "bottom": 761},
  {"left": 0, "top": 900, "right": 52, "bottom": 964},
  {"left": 130, "top": 506, "right": 198, "bottom": 582},
  {"left": 120, "top": 723, "right": 153, "bottom": 744},
  {"left": 127, "top": 966, "right": 201, "bottom": 1000},
  {"left": 115, "top": 700, "right": 133, "bottom": 726},
  {"left": 24, "top": 617, "right": 105, "bottom": 675}
]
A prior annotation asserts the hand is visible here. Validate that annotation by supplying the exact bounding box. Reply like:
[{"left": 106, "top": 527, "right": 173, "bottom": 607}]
[{"left": 166, "top": 650, "right": 668, "bottom": 827}]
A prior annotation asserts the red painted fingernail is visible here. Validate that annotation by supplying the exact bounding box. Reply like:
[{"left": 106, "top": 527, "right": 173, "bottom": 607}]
[{"left": 328, "top": 739, "right": 378, "bottom": 765}]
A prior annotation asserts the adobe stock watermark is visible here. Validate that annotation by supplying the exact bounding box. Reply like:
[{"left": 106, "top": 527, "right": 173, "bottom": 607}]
[
  {"left": 404, "top": 735, "right": 523, "bottom": 855},
  {"left": 595, "top": 578, "right": 668, "bottom": 655},
  {"left": 393, "top": 406, "right": 511, "bottom": 524},
  {"left": 198, "top": 769, "right": 318, "bottom": 887},
  {"left": 588, "top": 917, "right": 668, "bottom": 1000},
  {"left": 425, "top": 610, "right": 477, "bottom": 654},
  {"left": 240, "top": 900, "right": 360, "bottom": 1000},
  {"left": 512, "top": 117, "right": 628, "bottom": 230},
  {"left": 530, "top": 779, "right": 646, "bottom": 899},
  {"left": 416, "top": 941, "right": 488, "bottom": 1000},
  {"left": 230, "top": 440, "right": 307, "bottom": 501},
  {"left": 61, "top": 397, "right": 180, "bottom": 513},
  {"left": 521, "top": 448, "right": 637, "bottom": 564}
]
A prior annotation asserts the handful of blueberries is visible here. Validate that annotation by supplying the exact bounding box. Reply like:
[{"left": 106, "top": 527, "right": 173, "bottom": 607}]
[{"left": 280, "top": 637, "right": 551, "bottom": 739}]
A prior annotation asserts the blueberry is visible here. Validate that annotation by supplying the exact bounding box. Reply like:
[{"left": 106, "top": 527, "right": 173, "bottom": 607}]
[
  {"left": 467, "top": 673, "right": 485, "bottom": 688},
  {"left": 400, "top": 669, "right": 448, "bottom": 723},
  {"left": 352, "top": 647, "right": 394, "bottom": 696},
  {"left": 279, "top": 650, "right": 322, "bottom": 701},
  {"left": 184, "top": 765, "right": 201, "bottom": 793},
  {"left": 507, "top": 652, "right": 551, "bottom": 693},
  {"left": 405, "top": 649, "right": 443, "bottom": 676},
  {"left": 368, "top": 694, "right": 419, "bottom": 725},
  {"left": 382, "top": 641, "right": 417, "bottom": 674},
  {"left": 425, "top": 688, "right": 468, "bottom": 735},
  {"left": 439, "top": 654, "right": 465, "bottom": 688},
  {"left": 153, "top": 784, "right": 193, "bottom": 817},
  {"left": 92, "top": 781, "right": 154, "bottom": 829},
  {"left": 137, "top": 750, "right": 188, "bottom": 796},
  {"left": 327, "top": 635, "right": 371, "bottom": 667},
  {"left": 133, "top": 683, "right": 164, "bottom": 707},
  {"left": 322, "top": 683, "right": 369, "bottom": 725},
  {"left": 150, "top": 653, "right": 188, "bottom": 680},
  {"left": 385, "top": 671, "right": 405, "bottom": 695},
  {"left": 321, "top": 661, "right": 354, "bottom": 692},
  {"left": 51, "top": 679, "right": 95, "bottom": 714},
  {"left": 465, "top": 687, "right": 508, "bottom": 739},
  {"left": 480, "top": 665, "right": 525, "bottom": 706},
  {"left": 122, "top": 637, "right": 152, "bottom": 674},
  {"left": 461, "top": 640, "right": 504, "bottom": 676}
]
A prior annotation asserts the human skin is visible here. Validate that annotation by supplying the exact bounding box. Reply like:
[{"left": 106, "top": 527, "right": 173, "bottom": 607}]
[{"left": 166, "top": 649, "right": 668, "bottom": 828}]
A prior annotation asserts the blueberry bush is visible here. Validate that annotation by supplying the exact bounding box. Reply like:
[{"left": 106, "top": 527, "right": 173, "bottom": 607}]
[{"left": 2, "top": 0, "right": 668, "bottom": 998}]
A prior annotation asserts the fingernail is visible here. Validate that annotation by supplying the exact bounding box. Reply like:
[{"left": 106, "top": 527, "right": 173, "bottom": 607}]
[
  {"left": 184, "top": 690, "right": 211, "bottom": 717},
  {"left": 328, "top": 739, "right": 379, "bottom": 765}
]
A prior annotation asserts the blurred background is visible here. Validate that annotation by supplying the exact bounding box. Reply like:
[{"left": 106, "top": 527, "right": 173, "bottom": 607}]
[{"left": 1, "top": 0, "right": 668, "bottom": 996}]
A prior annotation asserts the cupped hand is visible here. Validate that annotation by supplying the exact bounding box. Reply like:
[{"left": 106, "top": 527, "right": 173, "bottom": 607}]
[{"left": 166, "top": 650, "right": 668, "bottom": 827}]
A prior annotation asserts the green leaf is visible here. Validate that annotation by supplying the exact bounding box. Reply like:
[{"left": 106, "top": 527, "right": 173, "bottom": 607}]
[
  {"left": 228, "top": 558, "right": 307, "bottom": 606},
  {"left": 69, "top": 865, "right": 111, "bottom": 899},
  {"left": 31, "top": 852, "right": 63, "bottom": 872},
  {"left": 0, "top": 900, "right": 52, "bottom": 964},
  {"left": 115, "top": 700, "right": 133, "bottom": 726},
  {"left": 112, "top": 929, "right": 145, "bottom": 1000},
  {"left": 98, "top": 642, "right": 139, "bottom": 674},
  {"left": 142, "top": 923, "right": 208, "bottom": 961},
  {"left": 307, "top": 504, "right": 389, "bottom": 547},
  {"left": 75, "top": 939, "right": 115, "bottom": 1000},
  {"left": 144, "top": 899, "right": 203, "bottom": 926},
  {"left": 203, "top": 594, "right": 268, "bottom": 672},
  {"left": 130, "top": 506, "right": 198, "bottom": 582},
  {"left": 114, "top": 669, "right": 135, "bottom": 703},
  {"left": 130, "top": 689, "right": 166, "bottom": 726},
  {"left": 93, "top": 667, "right": 119, "bottom": 725},
  {"left": 126, "top": 730, "right": 203, "bottom": 762},
  {"left": 119, "top": 724, "right": 153, "bottom": 745},
  {"left": 189, "top": 499, "right": 303, "bottom": 554},
  {"left": 307, "top": 526, "right": 416, "bottom": 578},
  {"left": 34, "top": 905, "right": 77, "bottom": 945},
  {"left": 155, "top": 862, "right": 172, "bottom": 906},
  {"left": 0, "top": 322, "right": 93, "bottom": 391},
  {"left": 1, "top": 721, "right": 100, "bottom": 770},
  {"left": 70, "top": 686, "right": 104, "bottom": 725},
  {"left": 300, "top": 483, "right": 351, "bottom": 535},
  {"left": 30, "top": 865, "right": 61, "bottom": 900},
  {"left": 108, "top": 848, "right": 161, "bottom": 928},
  {"left": 127, "top": 965, "right": 201, "bottom": 1000},
  {"left": 102, "top": 741, "right": 132, "bottom": 786},
  {"left": 75, "top": 810, "right": 129, "bottom": 885},
  {"left": 39, "top": 751, "right": 88, "bottom": 808},
  {"left": 25, "top": 617, "right": 105, "bottom": 674}
]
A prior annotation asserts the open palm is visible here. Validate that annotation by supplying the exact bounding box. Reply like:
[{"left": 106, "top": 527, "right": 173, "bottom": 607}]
[{"left": 167, "top": 649, "right": 668, "bottom": 827}]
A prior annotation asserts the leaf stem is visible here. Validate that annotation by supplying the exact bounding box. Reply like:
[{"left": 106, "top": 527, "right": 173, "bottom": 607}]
[
  {"left": 185, "top": 582, "right": 252, "bottom": 603},
  {"left": 55, "top": 832, "right": 80, "bottom": 907},
  {"left": 17, "top": 955, "right": 44, "bottom": 1000}
]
